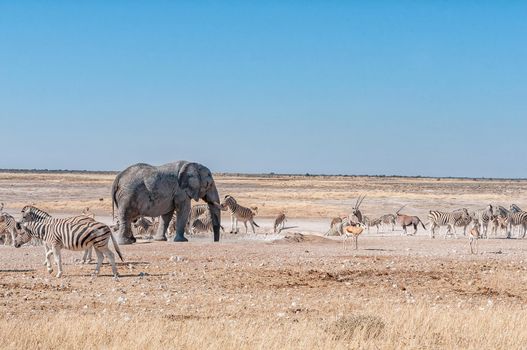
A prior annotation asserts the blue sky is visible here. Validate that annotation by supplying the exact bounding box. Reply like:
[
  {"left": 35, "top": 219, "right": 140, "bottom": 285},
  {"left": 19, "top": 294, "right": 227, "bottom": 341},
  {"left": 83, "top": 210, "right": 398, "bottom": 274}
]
[{"left": 1, "top": 2, "right": 526, "bottom": 177}]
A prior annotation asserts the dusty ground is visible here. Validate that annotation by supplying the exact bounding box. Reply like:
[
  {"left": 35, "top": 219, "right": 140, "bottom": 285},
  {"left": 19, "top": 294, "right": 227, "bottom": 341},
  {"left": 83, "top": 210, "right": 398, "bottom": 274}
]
[{"left": 1, "top": 172, "right": 527, "bottom": 349}]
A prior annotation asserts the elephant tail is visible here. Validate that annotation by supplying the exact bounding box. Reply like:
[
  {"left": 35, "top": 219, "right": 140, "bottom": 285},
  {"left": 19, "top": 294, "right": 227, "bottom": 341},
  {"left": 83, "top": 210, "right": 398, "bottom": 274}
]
[{"left": 110, "top": 232, "right": 124, "bottom": 262}]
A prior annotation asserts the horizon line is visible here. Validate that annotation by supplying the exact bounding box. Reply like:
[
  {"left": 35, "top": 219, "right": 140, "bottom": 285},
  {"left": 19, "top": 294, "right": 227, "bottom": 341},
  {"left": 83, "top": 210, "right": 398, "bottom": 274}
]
[{"left": 0, "top": 168, "right": 525, "bottom": 181}]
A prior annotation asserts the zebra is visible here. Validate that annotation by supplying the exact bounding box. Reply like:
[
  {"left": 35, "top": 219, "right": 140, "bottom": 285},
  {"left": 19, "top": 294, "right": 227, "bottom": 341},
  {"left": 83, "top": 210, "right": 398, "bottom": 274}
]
[
  {"left": 488, "top": 214, "right": 508, "bottom": 238},
  {"left": 471, "top": 205, "right": 493, "bottom": 238},
  {"left": 190, "top": 216, "right": 225, "bottom": 235},
  {"left": 428, "top": 208, "right": 470, "bottom": 239},
  {"left": 13, "top": 218, "right": 123, "bottom": 278},
  {"left": 221, "top": 195, "right": 260, "bottom": 234},
  {"left": 380, "top": 214, "right": 396, "bottom": 231},
  {"left": 452, "top": 208, "right": 472, "bottom": 236},
  {"left": 273, "top": 213, "right": 287, "bottom": 234},
  {"left": 363, "top": 216, "right": 382, "bottom": 234},
  {"left": 21, "top": 205, "right": 96, "bottom": 263},
  {"left": 0, "top": 213, "right": 17, "bottom": 246},
  {"left": 167, "top": 204, "right": 212, "bottom": 236},
  {"left": 132, "top": 217, "right": 158, "bottom": 238},
  {"left": 505, "top": 210, "right": 527, "bottom": 238}
]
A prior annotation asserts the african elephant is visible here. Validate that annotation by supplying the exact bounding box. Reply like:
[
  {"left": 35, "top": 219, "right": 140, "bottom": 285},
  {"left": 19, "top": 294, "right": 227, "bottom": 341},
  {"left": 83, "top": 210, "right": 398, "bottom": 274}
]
[{"left": 112, "top": 161, "right": 221, "bottom": 244}]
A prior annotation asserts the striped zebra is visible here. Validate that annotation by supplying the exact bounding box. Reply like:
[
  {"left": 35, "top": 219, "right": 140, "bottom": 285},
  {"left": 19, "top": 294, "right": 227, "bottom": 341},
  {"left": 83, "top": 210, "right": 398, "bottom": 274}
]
[
  {"left": 221, "top": 195, "right": 260, "bottom": 234},
  {"left": 21, "top": 205, "right": 96, "bottom": 263},
  {"left": 380, "top": 214, "right": 396, "bottom": 231},
  {"left": 0, "top": 213, "right": 17, "bottom": 246},
  {"left": 274, "top": 213, "right": 287, "bottom": 234},
  {"left": 14, "top": 218, "right": 123, "bottom": 278},
  {"left": 363, "top": 216, "right": 382, "bottom": 234},
  {"left": 132, "top": 217, "right": 158, "bottom": 238},
  {"left": 452, "top": 209, "right": 472, "bottom": 236},
  {"left": 167, "top": 204, "right": 212, "bottom": 236},
  {"left": 190, "top": 216, "right": 225, "bottom": 235},
  {"left": 505, "top": 210, "right": 527, "bottom": 238},
  {"left": 471, "top": 205, "right": 493, "bottom": 237},
  {"left": 428, "top": 208, "right": 470, "bottom": 239}
]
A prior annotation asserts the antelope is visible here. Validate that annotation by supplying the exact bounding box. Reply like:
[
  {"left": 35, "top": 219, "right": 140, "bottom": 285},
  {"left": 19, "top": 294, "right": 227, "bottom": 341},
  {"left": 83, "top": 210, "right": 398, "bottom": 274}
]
[
  {"left": 330, "top": 217, "right": 342, "bottom": 228},
  {"left": 349, "top": 194, "right": 366, "bottom": 224},
  {"left": 468, "top": 219, "right": 480, "bottom": 254},
  {"left": 395, "top": 205, "right": 427, "bottom": 235},
  {"left": 81, "top": 207, "right": 95, "bottom": 219},
  {"left": 273, "top": 212, "right": 287, "bottom": 234},
  {"left": 343, "top": 223, "right": 366, "bottom": 250}
]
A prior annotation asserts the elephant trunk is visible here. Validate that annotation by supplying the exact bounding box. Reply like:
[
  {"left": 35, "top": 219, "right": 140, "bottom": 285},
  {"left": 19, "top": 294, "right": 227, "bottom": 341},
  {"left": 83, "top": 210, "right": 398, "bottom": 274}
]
[
  {"left": 209, "top": 203, "right": 221, "bottom": 242},
  {"left": 204, "top": 184, "right": 221, "bottom": 242}
]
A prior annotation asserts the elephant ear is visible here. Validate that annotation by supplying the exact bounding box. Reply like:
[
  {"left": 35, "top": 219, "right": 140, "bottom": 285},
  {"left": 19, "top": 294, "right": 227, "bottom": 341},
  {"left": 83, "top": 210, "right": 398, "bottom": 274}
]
[{"left": 178, "top": 163, "right": 202, "bottom": 201}]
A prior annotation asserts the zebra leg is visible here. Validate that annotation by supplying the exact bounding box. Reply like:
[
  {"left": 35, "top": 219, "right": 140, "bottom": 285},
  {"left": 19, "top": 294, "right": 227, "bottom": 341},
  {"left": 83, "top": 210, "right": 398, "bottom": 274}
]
[
  {"left": 51, "top": 246, "right": 63, "bottom": 278},
  {"left": 100, "top": 246, "right": 119, "bottom": 278},
  {"left": 230, "top": 215, "right": 235, "bottom": 233},
  {"left": 42, "top": 243, "right": 51, "bottom": 266},
  {"left": 93, "top": 248, "right": 105, "bottom": 277},
  {"left": 45, "top": 249, "right": 54, "bottom": 274},
  {"left": 234, "top": 217, "right": 239, "bottom": 234},
  {"left": 243, "top": 221, "right": 248, "bottom": 234},
  {"left": 82, "top": 248, "right": 93, "bottom": 264}
]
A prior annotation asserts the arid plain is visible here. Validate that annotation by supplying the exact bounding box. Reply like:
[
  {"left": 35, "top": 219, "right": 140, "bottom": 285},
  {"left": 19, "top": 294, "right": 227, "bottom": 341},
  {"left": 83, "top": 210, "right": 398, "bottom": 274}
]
[{"left": 2, "top": 172, "right": 527, "bottom": 349}]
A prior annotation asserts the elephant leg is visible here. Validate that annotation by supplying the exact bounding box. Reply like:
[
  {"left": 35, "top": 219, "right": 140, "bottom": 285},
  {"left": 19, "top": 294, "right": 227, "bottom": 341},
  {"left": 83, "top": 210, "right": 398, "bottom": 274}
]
[
  {"left": 116, "top": 209, "right": 136, "bottom": 245},
  {"left": 154, "top": 211, "right": 173, "bottom": 241},
  {"left": 174, "top": 200, "right": 190, "bottom": 242}
]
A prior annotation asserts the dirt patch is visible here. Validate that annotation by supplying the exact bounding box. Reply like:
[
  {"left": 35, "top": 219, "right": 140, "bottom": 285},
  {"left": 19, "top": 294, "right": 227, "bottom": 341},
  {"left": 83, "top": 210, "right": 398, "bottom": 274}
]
[{"left": 272, "top": 232, "right": 336, "bottom": 244}]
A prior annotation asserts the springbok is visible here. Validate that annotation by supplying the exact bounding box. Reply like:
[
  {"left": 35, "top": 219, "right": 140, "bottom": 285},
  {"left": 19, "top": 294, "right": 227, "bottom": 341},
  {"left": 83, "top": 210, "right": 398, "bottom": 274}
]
[
  {"left": 469, "top": 219, "right": 480, "bottom": 254},
  {"left": 343, "top": 223, "right": 366, "bottom": 250}
]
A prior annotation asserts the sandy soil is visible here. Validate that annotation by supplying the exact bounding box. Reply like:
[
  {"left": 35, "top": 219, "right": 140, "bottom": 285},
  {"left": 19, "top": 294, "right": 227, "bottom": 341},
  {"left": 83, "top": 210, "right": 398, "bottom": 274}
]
[{"left": 2, "top": 172, "right": 527, "bottom": 348}]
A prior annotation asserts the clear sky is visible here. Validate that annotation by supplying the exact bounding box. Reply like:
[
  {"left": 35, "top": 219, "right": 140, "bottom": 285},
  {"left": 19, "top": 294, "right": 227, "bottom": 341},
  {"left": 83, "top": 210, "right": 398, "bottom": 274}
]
[{"left": 1, "top": 2, "right": 526, "bottom": 178}]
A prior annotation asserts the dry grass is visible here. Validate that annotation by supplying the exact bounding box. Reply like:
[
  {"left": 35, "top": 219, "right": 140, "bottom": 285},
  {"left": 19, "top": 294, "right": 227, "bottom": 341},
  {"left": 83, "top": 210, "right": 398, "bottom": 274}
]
[{"left": 2, "top": 304, "right": 527, "bottom": 349}]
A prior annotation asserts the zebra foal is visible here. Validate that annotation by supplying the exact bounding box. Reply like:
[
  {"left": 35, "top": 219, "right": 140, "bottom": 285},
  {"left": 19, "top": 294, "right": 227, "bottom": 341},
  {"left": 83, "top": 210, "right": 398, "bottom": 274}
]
[
  {"left": 14, "top": 219, "right": 123, "bottom": 278},
  {"left": 221, "top": 195, "right": 260, "bottom": 234}
]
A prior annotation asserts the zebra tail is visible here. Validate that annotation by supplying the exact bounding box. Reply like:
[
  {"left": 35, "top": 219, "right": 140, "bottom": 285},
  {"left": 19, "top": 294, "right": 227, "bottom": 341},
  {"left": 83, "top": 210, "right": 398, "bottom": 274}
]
[
  {"left": 253, "top": 220, "right": 260, "bottom": 228},
  {"left": 110, "top": 232, "right": 124, "bottom": 262}
]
